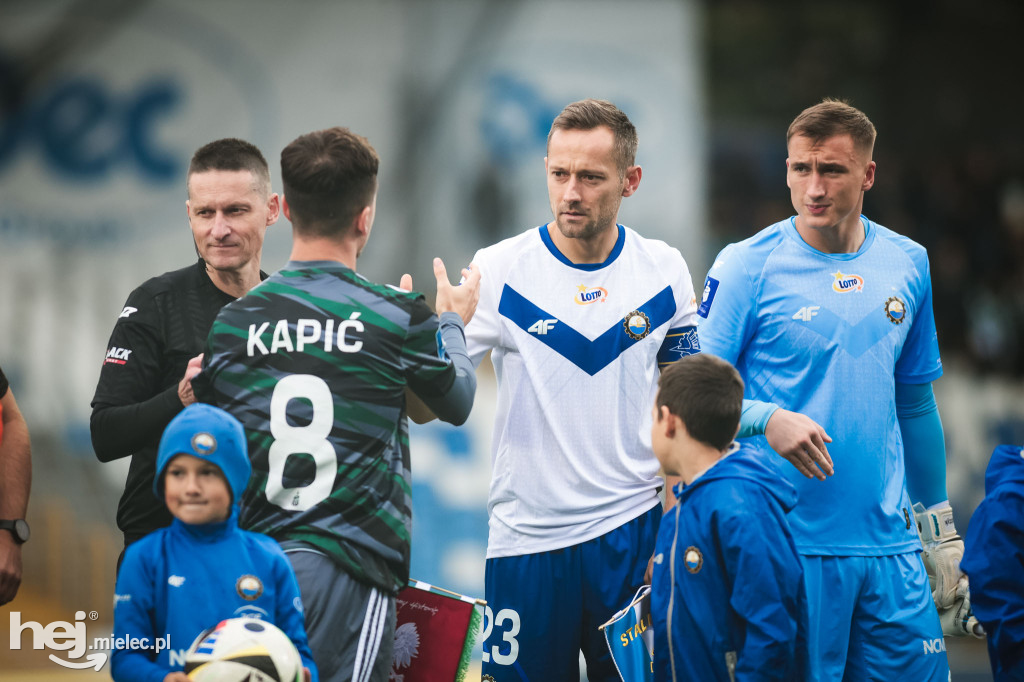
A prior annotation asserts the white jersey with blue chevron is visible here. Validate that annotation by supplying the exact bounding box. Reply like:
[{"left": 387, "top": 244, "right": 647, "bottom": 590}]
[
  {"left": 697, "top": 216, "right": 943, "bottom": 556},
  {"left": 466, "top": 224, "right": 700, "bottom": 558}
]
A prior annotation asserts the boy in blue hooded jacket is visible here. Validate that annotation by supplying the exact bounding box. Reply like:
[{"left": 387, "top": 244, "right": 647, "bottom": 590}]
[
  {"left": 961, "top": 444, "right": 1024, "bottom": 681},
  {"left": 649, "top": 354, "right": 806, "bottom": 682},
  {"left": 111, "top": 403, "right": 317, "bottom": 682}
]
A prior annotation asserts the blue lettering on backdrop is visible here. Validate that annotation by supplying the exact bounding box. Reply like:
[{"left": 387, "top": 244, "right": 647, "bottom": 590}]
[
  {"left": 479, "top": 73, "right": 559, "bottom": 163},
  {"left": 0, "top": 73, "right": 181, "bottom": 183}
]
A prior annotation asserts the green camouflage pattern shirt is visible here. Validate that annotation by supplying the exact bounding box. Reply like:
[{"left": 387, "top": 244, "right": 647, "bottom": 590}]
[{"left": 194, "top": 261, "right": 464, "bottom": 594}]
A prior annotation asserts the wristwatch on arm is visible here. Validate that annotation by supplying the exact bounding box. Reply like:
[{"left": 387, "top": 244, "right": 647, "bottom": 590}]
[{"left": 0, "top": 519, "right": 29, "bottom": 544}]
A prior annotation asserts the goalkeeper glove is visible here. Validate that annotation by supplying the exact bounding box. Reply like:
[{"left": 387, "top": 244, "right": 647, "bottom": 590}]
[
  {"left": 913, "top": 501, "right": 965, "bottom": 610},
  {"left": 936, "top": 577, "right": 985, "bottom": 638}
]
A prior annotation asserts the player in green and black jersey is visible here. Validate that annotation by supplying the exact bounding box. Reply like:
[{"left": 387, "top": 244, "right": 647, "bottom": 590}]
[{"left": 192, "top": 127, "right": 479, "bottom": 682}]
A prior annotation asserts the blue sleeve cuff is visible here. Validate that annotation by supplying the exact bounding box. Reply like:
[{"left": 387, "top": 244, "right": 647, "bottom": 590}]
[{"left": 738, "top": 399, "right": 779, "bottom": 438}]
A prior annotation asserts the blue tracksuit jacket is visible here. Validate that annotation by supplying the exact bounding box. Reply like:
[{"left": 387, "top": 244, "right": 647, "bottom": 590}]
[
  {"left": 651, "top": 443, "right": 807, "bottom": 681},
  {"left": 961, "top": 444, "right": 1024, "bottom": 682},
  {"left": 111, "top": 508, "right": 317, "bottom": 682}
]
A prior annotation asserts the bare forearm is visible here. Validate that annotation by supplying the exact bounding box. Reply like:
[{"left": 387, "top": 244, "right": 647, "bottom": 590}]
[{"left": 0, "top": 395, "right": 31, "bottom": 518}]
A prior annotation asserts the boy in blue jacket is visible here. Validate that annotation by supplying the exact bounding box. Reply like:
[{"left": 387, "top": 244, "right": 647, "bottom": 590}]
[
  {"left": 961, "top": 444, "right": 1024, "bottom": 681},
  {"left": 649, "top": 354, "right": 806, "bottom": 682},
  {"left": 111, "top": 403, "right": 317, "bottom": 682}
]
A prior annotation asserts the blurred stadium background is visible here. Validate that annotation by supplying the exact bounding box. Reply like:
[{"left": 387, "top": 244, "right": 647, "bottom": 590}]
[{"left": 1, "top": 0, "right": 1020, "bottom": 679}]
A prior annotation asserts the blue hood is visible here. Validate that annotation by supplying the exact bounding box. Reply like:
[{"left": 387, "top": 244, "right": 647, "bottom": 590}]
[
  {"left": 984, "top": 444, "right": 1024, "bottom": 495},
  {"left": 682, "top": 443, "right": 798, "bottom": 512},
  {"left": 153, "top": 403, "right": 251, "bottom": 504}
]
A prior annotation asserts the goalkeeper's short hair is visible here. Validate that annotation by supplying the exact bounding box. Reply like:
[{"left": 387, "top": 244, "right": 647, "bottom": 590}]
[{"left": 657, "top": 354, "right": 743, "bottom": 451}]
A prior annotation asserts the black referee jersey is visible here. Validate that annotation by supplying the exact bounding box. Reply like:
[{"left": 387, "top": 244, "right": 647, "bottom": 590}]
[{"left": 90, "top": 258, "right": 257, "bottom": 544}]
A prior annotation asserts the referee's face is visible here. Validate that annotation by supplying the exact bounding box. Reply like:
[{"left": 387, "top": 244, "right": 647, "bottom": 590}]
[{"left": 187, "top": 169, "right": 280, "bottom": 275}]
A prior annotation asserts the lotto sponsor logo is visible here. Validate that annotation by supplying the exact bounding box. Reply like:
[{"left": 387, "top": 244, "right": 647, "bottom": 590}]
[
  {"left": 104, "top": 347, "right": 132, "bottom": 365},
  {"left": 831, "top": 270, "right": 864, "bottom": 293},
  {"left": 574, "top": 285, "right": 608, "bottom": 305}
]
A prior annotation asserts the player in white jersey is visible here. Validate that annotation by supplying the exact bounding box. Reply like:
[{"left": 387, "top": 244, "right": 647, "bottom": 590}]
[
  {"left": 697, "top": 99, "right": 981, "bottom": 681},
  {"left": 465, "top": 98, "right": 833, "bottom": 682}
]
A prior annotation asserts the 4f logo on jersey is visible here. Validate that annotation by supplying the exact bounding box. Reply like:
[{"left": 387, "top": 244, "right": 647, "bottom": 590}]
[
  {"left": 885, "top": 296, "right": 907, "bottom": 324},
  {"left": 831, "top": 271, "right": 864, "bottom": 293},
  {"left": 104, "top": 347, "right": 132, "bottom": 365},
  {"left": 118, "top": 306, "right": 137, "bottom": 319},
  {"left": 528, "top": 319, "right": 558, "bottom": 335},
  {"left": 792, "top": 306, "right": 820, "bottom": 322},
  {"left": 574, "top": 284, "right": 608, "bottom": 305}
]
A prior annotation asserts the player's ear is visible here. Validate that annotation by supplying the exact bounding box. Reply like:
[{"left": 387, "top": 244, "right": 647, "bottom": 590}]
[
  {"left": 354, "top": 203, "right": 374, "bottom": 237},
  {"left": 281, "top": 195, "right": 292, "bottom": 222},
  {"left": 621, "top": 165, "right": 642, "bottom": 197},
  {"left": 862, "top": 160, "right": 876, "bottom": 192},
  {"left": 656, "top": 405, "right": 677, "bottom": 438},
  {"left": 266, "top": 192, "right": 281, "bottom": 226}
]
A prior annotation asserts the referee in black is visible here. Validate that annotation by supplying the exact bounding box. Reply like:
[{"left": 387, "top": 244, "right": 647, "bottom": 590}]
[{"left": 91, "top": 139, "right": 280, "bottom": 555}]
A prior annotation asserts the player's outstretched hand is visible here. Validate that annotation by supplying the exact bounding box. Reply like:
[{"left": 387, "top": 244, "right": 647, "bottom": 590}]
[
  {"left": 764, "top": 408, "right": 834, "bottom": 480},
  {"left": 177, "top": 353, "right": 203, "bottom": 407},
  {"left": 434, "top": 258, "right": 480, "bottom": 325}
]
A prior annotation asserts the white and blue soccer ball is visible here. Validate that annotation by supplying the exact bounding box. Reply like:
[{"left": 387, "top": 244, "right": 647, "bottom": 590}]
[{"left": 184, "top": 617, "right": 302, "bottom": 682}]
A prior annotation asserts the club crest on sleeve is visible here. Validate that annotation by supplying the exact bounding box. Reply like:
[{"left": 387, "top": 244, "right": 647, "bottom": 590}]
[
  {"left": 574, "top": 284, "right": 608, "bottom": 305},
  {"left": 191, "top": 432, "right": 217, "bottom": 456},
  {"left": 684, "top": 546, "right": 703, "bottom": 573},
  {"left": 884, "top": 296, "right": 906, "bottom": 324},
  {"left": 623, "top": 310, "right": 651, "bottom": 340},
  {"left": 236, "top": 574, "right": 264, "bottom": 601}
]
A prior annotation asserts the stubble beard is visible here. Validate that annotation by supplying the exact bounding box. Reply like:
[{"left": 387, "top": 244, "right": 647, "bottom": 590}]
[{"left": 554, "top": 204, "right": 616, "bottom": 243}]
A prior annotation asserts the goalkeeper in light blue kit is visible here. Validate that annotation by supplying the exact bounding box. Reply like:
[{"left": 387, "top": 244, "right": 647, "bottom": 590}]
[{"left": 696, "top": 99, "right": 982, "bottom": 680}]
